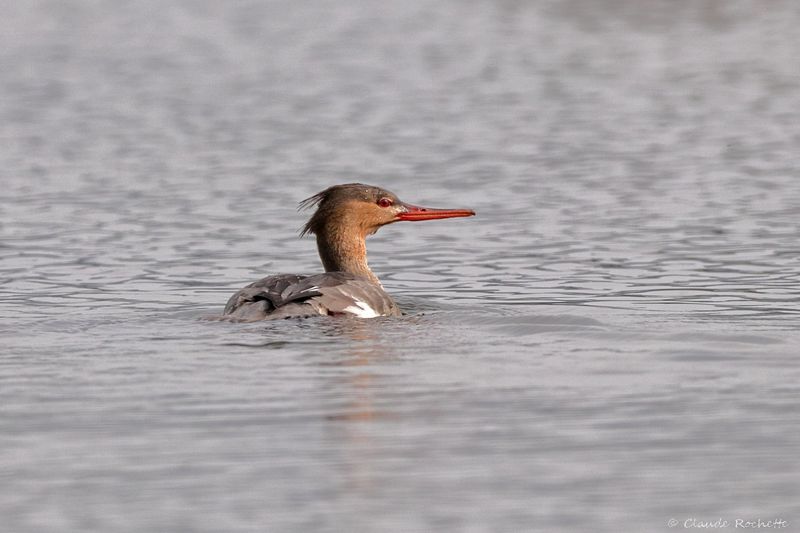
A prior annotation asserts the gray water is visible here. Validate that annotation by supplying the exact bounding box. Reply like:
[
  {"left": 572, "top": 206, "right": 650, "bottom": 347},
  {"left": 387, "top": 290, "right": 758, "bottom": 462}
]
[{"left": 2, "top": 1, "right": 799, "bottom": 532}]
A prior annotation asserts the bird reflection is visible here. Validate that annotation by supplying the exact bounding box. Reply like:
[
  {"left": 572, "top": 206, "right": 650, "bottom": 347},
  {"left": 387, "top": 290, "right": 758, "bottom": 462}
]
[
  {"left": 315, "top": 316, "right": 409, "bottom": 493},
  {"left": 319, "top": 317, "right": 399, "bottom": 422}
]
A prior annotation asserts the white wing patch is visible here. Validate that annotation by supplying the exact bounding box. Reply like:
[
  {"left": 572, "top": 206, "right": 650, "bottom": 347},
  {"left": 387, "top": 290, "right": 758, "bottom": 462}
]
[{"left": 343, "top": 299, "right": 381, "bottom": 318}]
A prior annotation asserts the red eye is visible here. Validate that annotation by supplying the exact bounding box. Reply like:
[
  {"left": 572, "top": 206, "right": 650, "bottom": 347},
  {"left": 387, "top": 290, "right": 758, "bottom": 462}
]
[{"left": 378, "top": 198, "right": 393, "bottom": 208}]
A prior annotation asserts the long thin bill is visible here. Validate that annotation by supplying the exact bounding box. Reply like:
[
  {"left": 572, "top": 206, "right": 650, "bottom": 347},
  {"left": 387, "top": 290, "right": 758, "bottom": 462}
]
[{"left": 396, "top": 203, "right": 476, "bottom": 221}]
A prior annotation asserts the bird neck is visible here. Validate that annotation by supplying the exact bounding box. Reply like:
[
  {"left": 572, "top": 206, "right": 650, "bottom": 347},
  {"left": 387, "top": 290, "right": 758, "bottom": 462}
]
[{"left": 315, "top": 228, "right": 380, "bottom": 284}]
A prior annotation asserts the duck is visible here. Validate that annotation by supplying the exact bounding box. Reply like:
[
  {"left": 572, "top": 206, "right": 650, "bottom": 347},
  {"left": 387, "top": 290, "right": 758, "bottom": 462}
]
[{"left": 222, "top": 183, "right": 475, "bottom": 320}]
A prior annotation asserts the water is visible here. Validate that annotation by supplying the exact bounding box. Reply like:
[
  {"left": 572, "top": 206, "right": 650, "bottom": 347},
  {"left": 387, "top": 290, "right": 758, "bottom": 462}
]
[{"left": 2, "top": 1, "right": 799, "bottom": 531}]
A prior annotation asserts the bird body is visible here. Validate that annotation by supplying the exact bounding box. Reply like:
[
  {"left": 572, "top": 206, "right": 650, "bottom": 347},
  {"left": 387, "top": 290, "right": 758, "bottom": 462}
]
[{"left": 223, "top": 272, "right": 401, "bottom": 320}]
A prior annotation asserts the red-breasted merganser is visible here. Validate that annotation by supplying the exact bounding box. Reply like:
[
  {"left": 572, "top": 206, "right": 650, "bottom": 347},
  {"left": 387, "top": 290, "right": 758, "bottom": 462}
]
[{"left": 222, "top": 183, "right": 475, "bottom": 320}]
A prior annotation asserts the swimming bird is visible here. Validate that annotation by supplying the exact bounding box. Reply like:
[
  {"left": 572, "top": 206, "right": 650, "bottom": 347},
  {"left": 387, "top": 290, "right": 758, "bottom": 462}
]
[{"left": 222, "top": 183, "right": 475, "bottom": 320}]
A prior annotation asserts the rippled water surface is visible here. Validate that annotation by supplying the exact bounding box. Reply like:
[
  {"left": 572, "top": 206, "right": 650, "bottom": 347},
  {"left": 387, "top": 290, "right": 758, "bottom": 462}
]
[{"left": 2, "top": 1, "right": 799, "bottom": 531}]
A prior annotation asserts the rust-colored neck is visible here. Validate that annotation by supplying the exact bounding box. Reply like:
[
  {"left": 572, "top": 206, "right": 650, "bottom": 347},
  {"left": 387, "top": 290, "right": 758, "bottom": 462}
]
[{"left": 315, "top": 226, "right": 380, "bottom": 284}]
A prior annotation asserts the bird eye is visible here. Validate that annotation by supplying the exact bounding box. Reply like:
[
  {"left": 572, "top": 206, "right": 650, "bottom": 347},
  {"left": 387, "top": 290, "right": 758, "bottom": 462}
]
[{"left": 377, "top": 197, "right": 393, "bottom": 208}]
